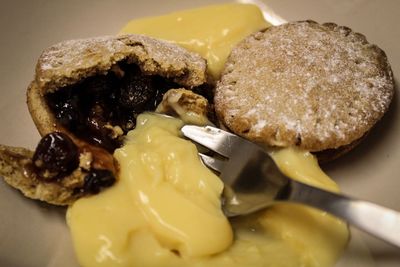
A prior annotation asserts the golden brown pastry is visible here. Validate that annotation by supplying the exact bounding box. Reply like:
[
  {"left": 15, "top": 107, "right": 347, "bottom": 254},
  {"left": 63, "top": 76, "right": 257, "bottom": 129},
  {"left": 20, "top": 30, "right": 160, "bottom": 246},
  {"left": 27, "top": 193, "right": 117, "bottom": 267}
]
[
  {"left": 1, "top": 34, "right": 207, "bottom": 205},
  {"left": 215, "top": 20, "right": 394, "bottom": 158}
]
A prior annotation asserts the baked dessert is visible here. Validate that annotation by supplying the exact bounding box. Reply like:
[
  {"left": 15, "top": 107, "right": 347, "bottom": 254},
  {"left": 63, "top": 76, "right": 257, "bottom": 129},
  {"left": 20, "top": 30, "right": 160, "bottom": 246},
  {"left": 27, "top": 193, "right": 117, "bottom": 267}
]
[
  {"left": 0, "top": 34, "right": 207, "bottom": 205},
  {"left": 215, "top": 20, "right": 394, "bottom": 159}
]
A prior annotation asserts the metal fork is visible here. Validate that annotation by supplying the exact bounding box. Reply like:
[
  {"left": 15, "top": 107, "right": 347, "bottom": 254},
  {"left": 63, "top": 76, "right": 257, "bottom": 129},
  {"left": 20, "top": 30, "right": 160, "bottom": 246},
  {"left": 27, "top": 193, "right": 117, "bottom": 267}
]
[{"left": 181, "top": 124, "right": 400, "bottom": 248}]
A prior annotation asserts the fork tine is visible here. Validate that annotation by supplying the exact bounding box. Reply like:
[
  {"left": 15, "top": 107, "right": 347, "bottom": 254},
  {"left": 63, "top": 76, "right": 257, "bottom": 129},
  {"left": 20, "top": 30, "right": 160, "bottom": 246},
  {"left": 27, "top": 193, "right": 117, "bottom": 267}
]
[
  {"left": 198, "top": 153, "right": 225, "bottom": 172},
  {"left": 181, "top": 125, "right": 243, "bottom": 157}
]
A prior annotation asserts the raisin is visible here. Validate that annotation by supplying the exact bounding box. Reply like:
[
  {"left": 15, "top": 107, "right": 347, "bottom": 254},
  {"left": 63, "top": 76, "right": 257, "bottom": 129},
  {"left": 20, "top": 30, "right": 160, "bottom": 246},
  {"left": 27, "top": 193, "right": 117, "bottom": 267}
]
[
  {"left": 47, "top": 90, "right": 81, "bottom": 130},
  {"left": 84, "top": 74, "right": 119, "bottom": 100},
  {"left": 45, "top": 63, "right": 176, "bottom": 152},
  {"left": 83, "top": 169, "right": 116, "bottom": 194},
  {"left": 32, "top": 132, "right": 79, "bottom": 179},
  {"left": 111, "top": 105, "right": 137, "bottom": 133},
  {"left": 118, "top": 68, "right": 155, "bottom": 110},
  {"left": 86, "top": 120, "right": 120, "bottom": 152}
]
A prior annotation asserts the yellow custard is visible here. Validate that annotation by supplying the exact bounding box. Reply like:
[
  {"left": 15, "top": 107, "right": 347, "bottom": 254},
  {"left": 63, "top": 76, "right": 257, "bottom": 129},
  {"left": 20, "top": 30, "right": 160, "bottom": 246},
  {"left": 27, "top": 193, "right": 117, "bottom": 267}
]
[
  {"left": 67, "top": 114, "right": 233, "bottom": 266},
  {"left": 119, "top": 3, "right": 269, "bottom": 80},
  {"left": 68, "top": 114, "right": 348, "bottom": 267},
  {"left": 67, "top": 3, "right": 349, "bottom": 267}
]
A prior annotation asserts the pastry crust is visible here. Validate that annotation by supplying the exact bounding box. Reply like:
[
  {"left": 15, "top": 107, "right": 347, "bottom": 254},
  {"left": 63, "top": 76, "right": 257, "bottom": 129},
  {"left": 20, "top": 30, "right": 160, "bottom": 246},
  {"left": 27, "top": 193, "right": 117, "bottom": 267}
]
[
  {"left": 0, "top": 145, "right": 84, "bottom": 205},
  {"left": 1, "top": 34, "right": 207, "bottom": 205},
  {"left": 215, "top": 20, "right": 394, "bottom": 152},
  {"left": 156, "top": 88, "right": 211, "bottom": 125},
  {"left": 35, "top": 34, "right": 206, "bottom": 94}
]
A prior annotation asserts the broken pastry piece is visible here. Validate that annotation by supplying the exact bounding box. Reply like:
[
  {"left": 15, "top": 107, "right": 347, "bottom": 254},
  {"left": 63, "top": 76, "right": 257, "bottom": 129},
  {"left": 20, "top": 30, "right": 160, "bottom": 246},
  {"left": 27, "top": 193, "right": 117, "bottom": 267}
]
[
  {"left": 156, "top": 88, "right": 212, "bottom": 125},
  {"left": 0, "top": 34, "right": 207, "bottom": 205}
]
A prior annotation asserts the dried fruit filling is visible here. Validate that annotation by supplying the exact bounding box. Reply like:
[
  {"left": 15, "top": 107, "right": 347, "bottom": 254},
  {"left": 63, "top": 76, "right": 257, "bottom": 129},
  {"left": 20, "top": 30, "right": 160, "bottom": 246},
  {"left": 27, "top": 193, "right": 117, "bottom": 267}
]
[
  {"left": 33, "top": 132, "right": 79, "bottom": 179},
  {"left": 46, "top": 63, "right": 178, "bottom": 152}
]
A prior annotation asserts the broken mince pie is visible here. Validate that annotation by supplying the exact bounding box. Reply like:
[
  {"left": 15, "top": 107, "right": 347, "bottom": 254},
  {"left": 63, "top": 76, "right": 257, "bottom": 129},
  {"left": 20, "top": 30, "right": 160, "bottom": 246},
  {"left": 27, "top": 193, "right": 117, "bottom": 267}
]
[{"left": 0, "top": 34, "right": 207, "bottom": 205}]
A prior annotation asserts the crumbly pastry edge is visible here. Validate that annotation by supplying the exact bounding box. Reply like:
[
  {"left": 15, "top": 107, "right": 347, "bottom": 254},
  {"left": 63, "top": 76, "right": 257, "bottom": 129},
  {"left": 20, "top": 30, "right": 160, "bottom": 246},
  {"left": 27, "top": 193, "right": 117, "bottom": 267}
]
[{"left": 0, "top": 145, "right": 82, "bottom": 205}]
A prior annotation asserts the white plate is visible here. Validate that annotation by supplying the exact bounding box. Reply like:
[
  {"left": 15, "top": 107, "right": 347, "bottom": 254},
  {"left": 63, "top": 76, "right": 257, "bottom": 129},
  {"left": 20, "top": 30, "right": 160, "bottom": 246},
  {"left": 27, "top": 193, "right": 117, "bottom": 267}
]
[{"left": 0, "top": 1, "right": 399, "bottom": 266}]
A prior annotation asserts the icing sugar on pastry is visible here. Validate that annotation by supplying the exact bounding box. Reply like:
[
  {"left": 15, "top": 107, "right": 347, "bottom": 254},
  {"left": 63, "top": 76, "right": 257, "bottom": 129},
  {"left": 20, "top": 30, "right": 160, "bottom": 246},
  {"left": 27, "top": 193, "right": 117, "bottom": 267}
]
[{"left": 215, "top": 21, "right": 394, "bottom": 151}]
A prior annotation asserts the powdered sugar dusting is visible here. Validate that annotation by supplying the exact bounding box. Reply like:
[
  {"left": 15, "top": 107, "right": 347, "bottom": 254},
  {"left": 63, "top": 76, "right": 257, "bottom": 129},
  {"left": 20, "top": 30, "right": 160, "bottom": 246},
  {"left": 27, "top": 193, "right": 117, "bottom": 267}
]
[
  {"left": 36, "top": 34, "right": 206, "bottom": 92},
  {"left": 215, "top": 21, "right": 394, "bottom": 151}
]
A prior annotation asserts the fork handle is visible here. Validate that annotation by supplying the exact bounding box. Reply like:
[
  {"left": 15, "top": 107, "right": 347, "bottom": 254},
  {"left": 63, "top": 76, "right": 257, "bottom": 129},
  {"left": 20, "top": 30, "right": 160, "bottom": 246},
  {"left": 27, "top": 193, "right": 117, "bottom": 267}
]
[{"left": 289, "top": 181, "right": 400, "bottom": 248}]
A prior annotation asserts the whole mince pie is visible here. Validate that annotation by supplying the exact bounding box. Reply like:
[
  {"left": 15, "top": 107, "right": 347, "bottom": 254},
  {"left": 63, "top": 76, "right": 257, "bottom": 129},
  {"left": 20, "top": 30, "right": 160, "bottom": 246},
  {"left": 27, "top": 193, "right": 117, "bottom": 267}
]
[{"left": 0, "top": 34, "right": 207, "bottom": 205}]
